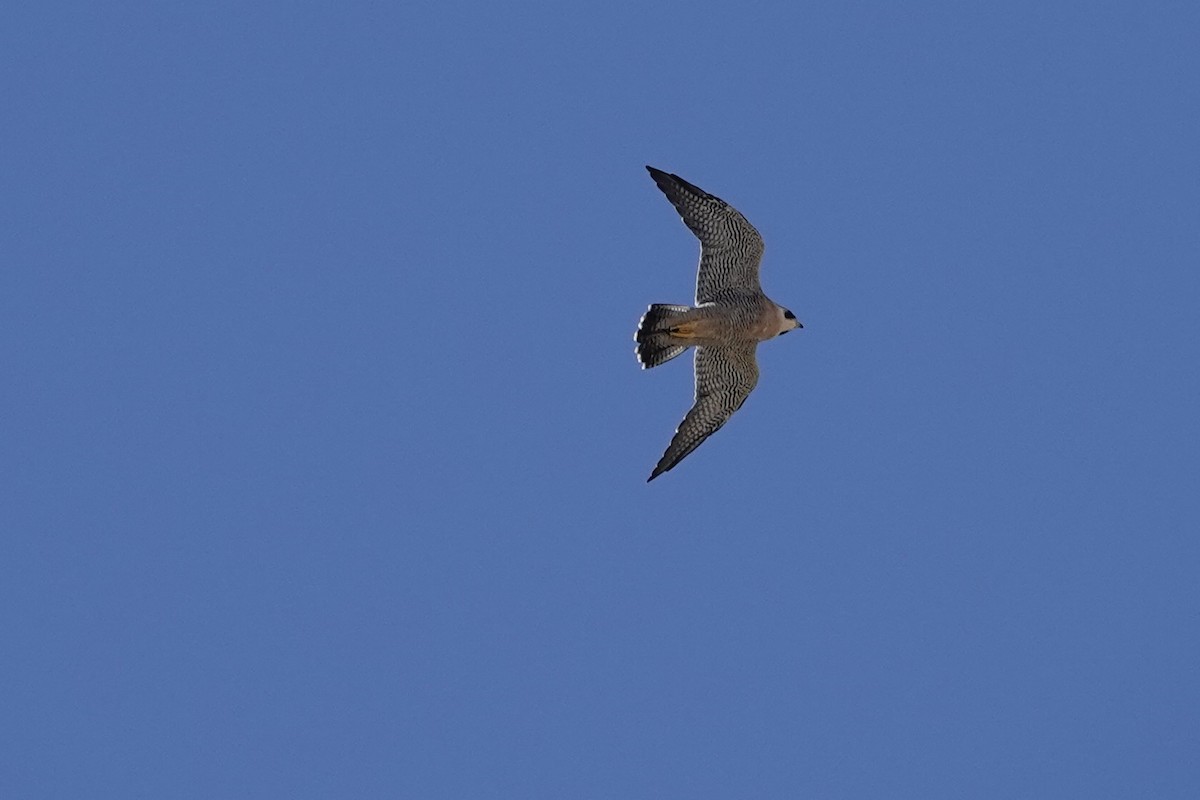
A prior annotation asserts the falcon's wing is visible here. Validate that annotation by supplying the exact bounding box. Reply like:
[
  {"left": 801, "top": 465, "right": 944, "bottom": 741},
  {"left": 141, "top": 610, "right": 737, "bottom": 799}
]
[
  {"left": 646, "top": 166, "right": 765, "bottom": 305},
  {"left": 648, "top": 344, "right": 760, "bottom": 481}
]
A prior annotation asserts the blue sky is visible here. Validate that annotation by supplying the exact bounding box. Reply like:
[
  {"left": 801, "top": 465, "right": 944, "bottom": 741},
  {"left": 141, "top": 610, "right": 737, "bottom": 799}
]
[{"left": 4, "top": 2, "right": 1199, "bottom": 797}]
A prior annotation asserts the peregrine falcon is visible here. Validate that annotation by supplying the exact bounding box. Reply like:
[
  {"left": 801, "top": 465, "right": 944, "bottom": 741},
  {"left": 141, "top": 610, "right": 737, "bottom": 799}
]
[{"left": 635, "top": 166, "right": 802, "bottom": 482}]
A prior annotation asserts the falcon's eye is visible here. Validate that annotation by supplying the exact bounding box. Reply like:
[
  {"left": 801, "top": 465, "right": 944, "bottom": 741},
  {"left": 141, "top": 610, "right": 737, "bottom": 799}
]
[{"left": 783, "top": 309, "right": 795, "bottom": 320}]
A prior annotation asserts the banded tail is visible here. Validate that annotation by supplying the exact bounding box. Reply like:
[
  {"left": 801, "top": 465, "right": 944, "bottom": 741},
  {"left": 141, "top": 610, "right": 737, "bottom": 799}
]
[{"left": 634, "top": 304, "right": 691, "bottom": 369}]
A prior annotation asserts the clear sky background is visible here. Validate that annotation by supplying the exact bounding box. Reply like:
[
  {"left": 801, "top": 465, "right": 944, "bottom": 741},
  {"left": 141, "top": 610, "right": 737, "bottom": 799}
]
[{"left": 4, "top": 2, "right": 1199, "bottom": 798}]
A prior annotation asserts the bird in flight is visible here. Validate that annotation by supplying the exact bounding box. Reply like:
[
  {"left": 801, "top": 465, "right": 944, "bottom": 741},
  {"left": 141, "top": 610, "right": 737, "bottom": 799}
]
[{"left": 636, "top": 166, "right": 802, "bottom": 482}]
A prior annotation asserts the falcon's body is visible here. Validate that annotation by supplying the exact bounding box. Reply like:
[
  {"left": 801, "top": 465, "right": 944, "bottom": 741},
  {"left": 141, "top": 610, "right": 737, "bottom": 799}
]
[{"left": 635, "top": 166, "right": 802, "bottom": 482}]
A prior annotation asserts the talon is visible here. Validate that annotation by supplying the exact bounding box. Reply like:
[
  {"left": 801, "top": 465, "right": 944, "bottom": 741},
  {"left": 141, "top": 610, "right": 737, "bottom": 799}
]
[{"left": 670, "top": 323, "right": 698, "bottom": 339}]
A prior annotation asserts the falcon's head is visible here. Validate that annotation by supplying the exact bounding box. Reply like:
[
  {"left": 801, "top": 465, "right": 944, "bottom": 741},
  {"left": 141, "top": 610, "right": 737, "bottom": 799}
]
[{"left": 778, "top": 307, "right": 804, "bottom": 335}]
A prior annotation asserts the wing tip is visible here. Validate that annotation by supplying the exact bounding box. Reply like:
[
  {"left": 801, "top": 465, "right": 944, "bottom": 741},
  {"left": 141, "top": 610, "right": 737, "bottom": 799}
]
[
  {"left": 647, "top": 452, "right": 678, "bottom": 482},
  {"left": 645, "top": 165, "right": 673, "bottom": 190},
  {"left": 645, "top": 166, "right": 722, "bottom": 206}
]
